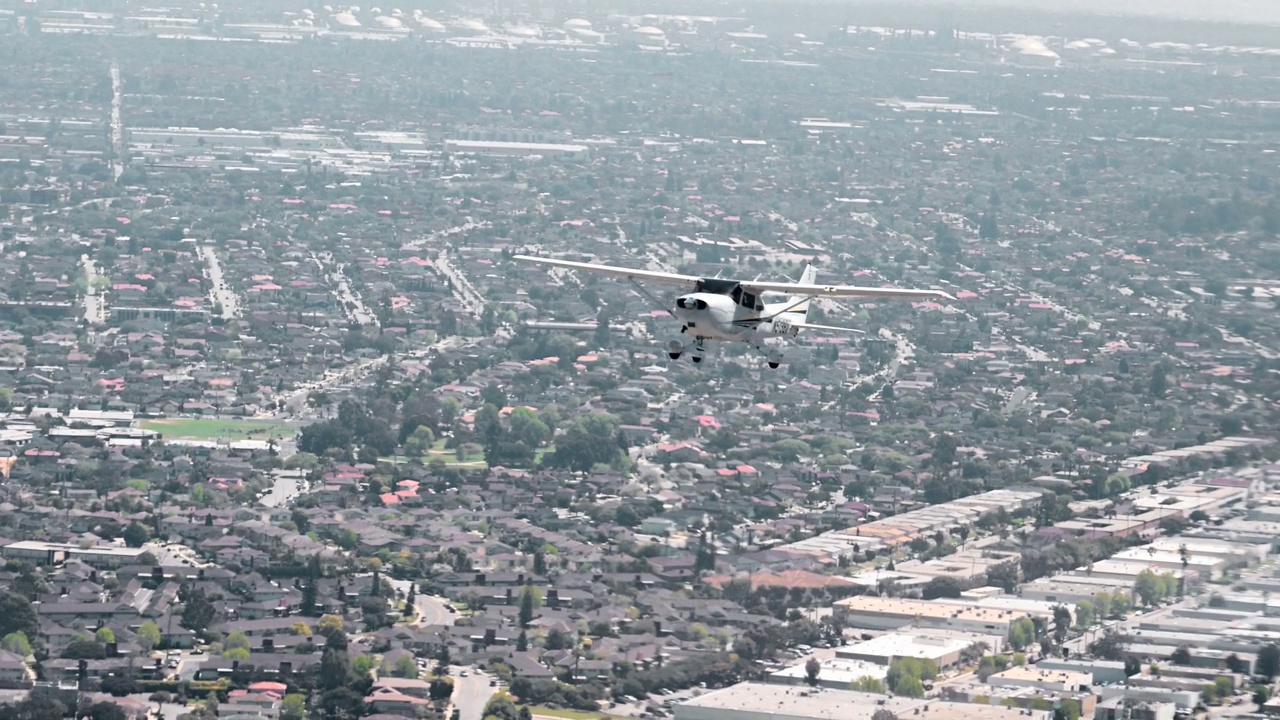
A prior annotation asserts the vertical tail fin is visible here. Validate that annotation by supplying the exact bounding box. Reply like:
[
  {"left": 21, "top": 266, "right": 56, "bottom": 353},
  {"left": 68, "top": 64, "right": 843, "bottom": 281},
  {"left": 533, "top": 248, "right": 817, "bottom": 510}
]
[{"left": 787, "top": 264, "right": 817, "bottom": 321}]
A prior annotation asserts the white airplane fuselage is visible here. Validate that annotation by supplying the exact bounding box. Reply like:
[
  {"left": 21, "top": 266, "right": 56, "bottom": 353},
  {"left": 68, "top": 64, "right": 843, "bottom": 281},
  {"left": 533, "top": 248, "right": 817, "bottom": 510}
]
[{"left": 672, "top": 292, "right": 800, "bottom": 343}]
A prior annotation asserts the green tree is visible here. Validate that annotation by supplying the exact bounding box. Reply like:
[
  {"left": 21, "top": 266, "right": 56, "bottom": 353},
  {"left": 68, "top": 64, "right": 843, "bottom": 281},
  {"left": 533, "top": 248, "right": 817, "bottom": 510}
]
[
  {"left": 429, "top": 676, "right": 455, "bottom": 701},
  {"left": 122, "top": 521, "right": 150, "bottom": 548},
  {"left": 394, "top": 655, "right": 419, "bottom": 678},
  {"left": 921, "top": 577, "right": 963, "bottom": 600},
  {"left": 1258, "top": 643, "right": 1280, "bottom": 680},
  {"left": 281, "top": 694, "right": 306, "bottom": 720},
  {"left": 1074, "top": 600, "right": 1094, "bottom": 630},
  {"left": 518, "top": 584, "right": 538, "bottom": 629},
  {"left": 1255, "top": 686, "right": 1271, "bottom": 711},
  {"left": 894, "top": 675, "right": 925, "bottom": 698},
  {"left": 95, "top": 627, "right": 115, "bottom": 644},
  {"left": 319, "top": 643, "right": 350, "bottom": 691},
  {"left": 136, "top": 621, "right": 161, "bottom": 651},
  {"left": 1007, "top": 617, "right": 1036, "bottom": 651},
  {"left": 86, "top": 703, "right": 127, "bottom": 720},
  {"left": 181, "top": 587, "right": 216, "bottom": 633},
  {"left": 547, "top": 414, "right": 623, "bottom": 472},
  {"left": 225, "top": 632, "right": 250, "bottom": 651},
  {"left": 850, "top": 676, "right": 886, "bottom": 693},
  {"left": 403, "top": 425, "right": 436, "bottom": 460},
  {"left": 804, "top": 657, "right": 821, "bottom": 686},
  {"left": 0, "top": 592, "right": 38, "bottom": 641},
  {"left": 509, "top": 408, "right": 550, "bottom": 448},
  {"left": 317, "top": 614, "right": 345, "bottom": 638},
  {"left": 223, "top": 647, "right": 250, "bottom": 661},
  {"left": 886, "top": 657, "right": 937, "bottom": 697},
  {"left": 0, "top": 632, "right": 31, "bottom": 656},
  {"left": 1134, "top": 569, "right": 1175, "bottom": 606},
  {"left": 1052, "top": 605, "right": 1072, "bottom": 646}
]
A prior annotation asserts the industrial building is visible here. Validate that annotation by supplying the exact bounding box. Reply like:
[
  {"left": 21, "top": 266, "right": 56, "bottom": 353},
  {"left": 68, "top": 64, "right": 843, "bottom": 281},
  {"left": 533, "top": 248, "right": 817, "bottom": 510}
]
[
  {"left": 443, "top": 139, "right": 589, "bottom": 157},
  {"left": 673, "top": 682, "right": 1053, "bottom": 720},
  {"left": 768, "top": 658, "right": 886, "bottom": 690},
  {"left": 833, "top": 596, "right": 1033, "bottom": 636},
  {"left": 987, "top": 666, "right": 1093, "bottom": 693},
  {"left": 836, "top": 632, "right": 976, "bottom": 669}
]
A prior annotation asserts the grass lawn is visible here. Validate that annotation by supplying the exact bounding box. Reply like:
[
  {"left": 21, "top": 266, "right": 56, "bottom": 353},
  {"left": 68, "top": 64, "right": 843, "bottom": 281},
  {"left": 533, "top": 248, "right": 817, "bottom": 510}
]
[
  {"left": 526, "top": 707, "right": 625, "bottom": 720},
  {"left": 382, "top": 439, "right": 552, "bottom": 471},
  {"left": 142, "top": 417, "right": 293, "bottom": 441}
]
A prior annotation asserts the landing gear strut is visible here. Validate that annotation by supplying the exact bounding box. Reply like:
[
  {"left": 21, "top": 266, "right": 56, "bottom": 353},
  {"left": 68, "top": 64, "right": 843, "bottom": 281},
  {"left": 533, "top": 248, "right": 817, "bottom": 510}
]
[{"left": 690, "top": 338, "right": 706, "bottom": 364}]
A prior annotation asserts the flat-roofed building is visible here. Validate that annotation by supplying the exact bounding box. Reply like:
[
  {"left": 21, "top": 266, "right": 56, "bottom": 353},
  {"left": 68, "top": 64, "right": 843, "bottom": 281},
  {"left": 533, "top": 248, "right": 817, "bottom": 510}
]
[
  {"left": 833, "top": 596, "right": 1032, "bottom": 635},
  {"left": 67, "top": 408, "right": 135, "bottom": 426},
  {"left": 988, "top": 666, "right": 1092, "bottom": 692},
  {"left": 899, "top": 549, "right": 1021, "bottom": 583},
  {"left": 1055, "top": 515, "right": 1157, "bottom": 539},
  {"left": 769, "top": 658, "right": 887, "bottom": 690},
  {"left": 1094, "top": 697, "right": 1176, "bottom": 720},
  {"left": 1097, "top": 686, "right": 1201, "bottom": 711},
  {"left": 1021, "top": 576, "right": 1135, "bottom": 604},
  {"left": 674, "top": 682, "right": 1052, "bottom": 720},
  {"left": 1, "top": 541, "right": 148, "bottom": 568},
  {"left": 1145, "top": 537, "right": 1267, "bottom": 567},
  {"left": 1081, "top": 560, "right": 1187, "bottom": 585},
  {"left": 443, "top": 139, "right": 588, "bottom": 157},
  {"left": 1037, "top": 658, "right": 1130, "bottom": 684},
  {"left": 1110, "top": 548, "right": 1227, "bottom": 580},
  {"left": 836, "top": 632, "right": 977, "bottom": 669}
]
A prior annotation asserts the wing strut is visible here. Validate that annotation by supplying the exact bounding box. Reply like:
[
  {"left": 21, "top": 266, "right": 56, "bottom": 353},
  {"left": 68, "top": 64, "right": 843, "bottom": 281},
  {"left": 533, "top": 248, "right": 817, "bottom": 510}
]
[{"left": 630, "top": 279, "right": 678, "bottom": 319}]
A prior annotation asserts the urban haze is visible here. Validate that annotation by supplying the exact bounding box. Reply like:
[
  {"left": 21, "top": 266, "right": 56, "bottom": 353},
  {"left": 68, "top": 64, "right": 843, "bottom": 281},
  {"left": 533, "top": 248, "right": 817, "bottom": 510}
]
[{"left": 0, "top": 2, "right": 1276, "bottom": 720}]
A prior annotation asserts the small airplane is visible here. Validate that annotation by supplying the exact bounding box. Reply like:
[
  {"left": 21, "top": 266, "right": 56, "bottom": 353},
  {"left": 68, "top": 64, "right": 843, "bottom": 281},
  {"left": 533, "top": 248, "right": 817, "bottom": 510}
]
[{"left": 514, "top": 255, "right": 954, "bottom": 368}]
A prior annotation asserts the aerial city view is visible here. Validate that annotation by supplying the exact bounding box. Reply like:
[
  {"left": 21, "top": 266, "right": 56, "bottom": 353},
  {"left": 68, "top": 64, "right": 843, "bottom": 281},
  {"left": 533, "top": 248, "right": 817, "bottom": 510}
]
[{"left": 1, "top": 0, "right": 1280, "bottom": 719}]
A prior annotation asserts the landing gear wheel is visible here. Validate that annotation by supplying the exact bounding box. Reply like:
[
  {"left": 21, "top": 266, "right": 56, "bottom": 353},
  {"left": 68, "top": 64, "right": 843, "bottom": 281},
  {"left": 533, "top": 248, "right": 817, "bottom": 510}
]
[
  {"left": 691, "top": 355, "right": 703, "bottom": 364},
  {"left": 667, "top": 339, "right": 685, "bottom": 361},
  {"left": 768, "top": 362, "right": 780, "bottom": 369}
]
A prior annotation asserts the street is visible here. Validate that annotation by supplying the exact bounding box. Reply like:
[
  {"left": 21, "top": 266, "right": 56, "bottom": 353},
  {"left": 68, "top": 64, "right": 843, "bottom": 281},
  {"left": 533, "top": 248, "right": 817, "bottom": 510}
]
[
  {"left": 259, "top": 470, "right": 306, "bottom": 508},
  {"left": 197, "top": 245, "right": 242, "bottom": 320},
  {"left": 433, "top": 251, "right": 486, "bottom": 318},
  {"left": 450, "top": 667, "right": 495, "bottom": 720},
  {"left": 81, "top": 254, "right": 107, "bottom": 324}
]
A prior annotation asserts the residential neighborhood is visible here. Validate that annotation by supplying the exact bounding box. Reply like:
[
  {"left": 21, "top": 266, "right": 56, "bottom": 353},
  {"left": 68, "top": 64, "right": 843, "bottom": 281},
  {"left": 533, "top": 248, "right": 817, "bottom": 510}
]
[{"left": 0, "top": 1, "right": 1279, "bottom": 720}]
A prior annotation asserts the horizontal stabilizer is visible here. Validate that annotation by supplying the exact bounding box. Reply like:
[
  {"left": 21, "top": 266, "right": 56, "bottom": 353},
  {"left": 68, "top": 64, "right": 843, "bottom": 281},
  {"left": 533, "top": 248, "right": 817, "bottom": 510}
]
[{"left": 792, "top": 322, "right": 866, "bottom": 334}]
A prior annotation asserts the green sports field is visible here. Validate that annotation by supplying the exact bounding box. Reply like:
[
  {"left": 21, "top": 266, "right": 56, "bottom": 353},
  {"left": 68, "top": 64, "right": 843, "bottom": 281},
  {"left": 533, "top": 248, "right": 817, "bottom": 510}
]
[{"left": 141, "top": 418, "right": 295, "bottom": 441}]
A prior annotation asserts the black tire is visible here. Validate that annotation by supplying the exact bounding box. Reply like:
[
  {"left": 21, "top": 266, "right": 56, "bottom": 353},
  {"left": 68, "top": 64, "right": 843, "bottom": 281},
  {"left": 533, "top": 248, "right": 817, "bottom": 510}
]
[
  {"left": 691, "top": 356, "right": 702, "bottom": 363},
  {"left": 668, "top": 353, "right": 681, "bottom": 360},
  {"left": 768, "top": 362, "right": 780, "bottom": 369}
]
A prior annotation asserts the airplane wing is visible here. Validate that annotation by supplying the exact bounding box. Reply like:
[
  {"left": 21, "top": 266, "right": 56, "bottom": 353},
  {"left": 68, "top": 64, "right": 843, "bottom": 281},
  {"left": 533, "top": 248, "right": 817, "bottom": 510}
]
[
  {"left": 514, "top": 255, "right": 700, "bottom": 289},
  {"left": 742, "top": 280, "right": 955, "bottom": 301}
]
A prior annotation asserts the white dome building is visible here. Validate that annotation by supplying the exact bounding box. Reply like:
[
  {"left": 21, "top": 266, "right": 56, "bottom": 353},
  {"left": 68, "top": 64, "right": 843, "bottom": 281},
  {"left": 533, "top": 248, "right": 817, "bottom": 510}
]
[
  {"left": 374, "top": 15, "right": 403, "bottom": 28},
  {"left": 1007, "top": 36, "right": 1059, "bottom": 67},
  {"left": 632, "top": 25, "right": 666, "bottom": 46},
  {"left": 507, "top": 24, "right": 539, "bottom": 38},
  {"left": 416, "top": 15, "right": 445, "bottom": 32},
  {"left": 332, "top": 11, "right": 360, "bottom": 27},
  {"left": 452, "top": 18, "right": 488, "bottom": 34},
  {"left": 563, "top": 18, "right": 591, "bottom": 32}
]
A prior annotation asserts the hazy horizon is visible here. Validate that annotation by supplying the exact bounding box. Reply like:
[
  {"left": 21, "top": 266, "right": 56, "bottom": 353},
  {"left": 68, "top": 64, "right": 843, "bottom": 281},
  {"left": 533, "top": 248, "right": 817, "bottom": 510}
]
[{"left": 871, "top": 0, "right": 1280, "bottom": 27}]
